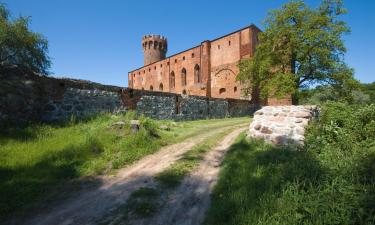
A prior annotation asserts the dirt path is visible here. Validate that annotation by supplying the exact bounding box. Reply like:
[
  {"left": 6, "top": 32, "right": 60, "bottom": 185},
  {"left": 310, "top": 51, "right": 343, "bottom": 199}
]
[
  {"left": 9, "top": 123, "right": 247, "bottom": 225},
  {"left": 124, "top": 127, "right": 247, "bottom": 225}
]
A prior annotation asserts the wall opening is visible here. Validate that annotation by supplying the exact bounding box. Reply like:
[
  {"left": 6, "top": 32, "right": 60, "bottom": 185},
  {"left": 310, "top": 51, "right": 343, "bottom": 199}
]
[
  {"left": 150, "top": 85, "right": 153, "bottom": 91},
  {"left": 219, "top": 88, "right": 226, "bottom": 94},
  {"left": 182, "top": 89, "right": 187, "bottom": 95},
  {"left": 194, "top": 64, "right": 201, "bottom": 83},
  {"left": 234, "top": 86, "right": 237, "bottom": 92},
  {"left": 181, "top": 68, "right": 187, "bottom": 86},
  {"left": 159, "top": 83, "right": 163, "bottom": 91},
  {"left": 170, "top": 71, "right": 175, "bottom": 89}
]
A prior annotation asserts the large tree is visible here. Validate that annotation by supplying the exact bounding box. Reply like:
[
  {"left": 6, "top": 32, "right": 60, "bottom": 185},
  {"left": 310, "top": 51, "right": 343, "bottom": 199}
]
[
  {"left": 0, "top": 3, "right": 50, "bottom": 74},
  {"left": 237, "top": 0, "right": 357, "bottom": 104}
]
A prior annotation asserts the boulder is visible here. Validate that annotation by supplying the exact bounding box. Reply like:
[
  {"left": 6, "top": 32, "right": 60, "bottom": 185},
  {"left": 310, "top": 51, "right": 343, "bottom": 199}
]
[
  {"left": 130, "top": 120, "right": 140, "bottom": 133},
  {"left": 248, "top": 105, "right": 318, "bottom": 145}
]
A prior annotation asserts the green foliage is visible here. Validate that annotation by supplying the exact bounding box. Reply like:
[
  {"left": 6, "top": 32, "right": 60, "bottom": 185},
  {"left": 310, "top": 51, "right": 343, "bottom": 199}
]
[
  {"left": 299, "top": 83, "right": 373, "bottom": 105},
  {"left": 0, "top": 4, "right": 50, "bottom": 74},
  {"left": 237, "top": 0, "right": 357, "bottom": 103},
  {"left": 205, "top": 103, "right": 375, "bottom": 225}
]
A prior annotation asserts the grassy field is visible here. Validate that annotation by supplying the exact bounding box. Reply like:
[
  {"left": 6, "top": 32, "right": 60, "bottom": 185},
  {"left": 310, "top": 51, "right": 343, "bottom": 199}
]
[
  {"left": 0, "top": 113, "right": 249, "bottom": 219},
  {"left": 204, "top": 103, "right": 375, "bottom": 225}
]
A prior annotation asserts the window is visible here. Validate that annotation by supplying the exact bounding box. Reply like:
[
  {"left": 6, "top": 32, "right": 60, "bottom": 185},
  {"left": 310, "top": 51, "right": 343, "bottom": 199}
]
[
  {"left": 149, "top": 68, "right": 151, "bottom": 72},
  {"left": 194, "top": 64, "right": 201, "bottom": 83},
  {"left": 218, "top": 45, "right": 220, "bottom": 49},
  {"left": 160, "top": 64, "right": 163, "bottom": 68},
  {"left": 143, "top": 70, "right": 145, "bottom": 73},
  {"left": 181, "top": 68, "right": 187, "bottom": 86},
  {"left": 182, "top": 89, "right": 187, "bottom": 95},
  {"left": 219, "top": 88, "right": 226, "bottom": 94},
  {"left": 183, "top": 56, "right": 185, "bottom": 60},
  {"left": 229, "top": 40, "right": 231, "bottom": 46},
  {"left": 154, "top": 66, "right": 156, "bottom": 70},
  {"left": 234, "top": 86, "right": 237, "bottom": 92},
  {"left": 159, "top": 83, "right": 163, "bottom": 91},
  {"left": 191, "top": 53, "right": 195, "bottom": 58},
  {"left": 175, "top": 59, "right": 177, "bottom": 63},
  {"left": 167, "top": 62, "right": 170, "bottom": 66},
  {"left": 150, "top": 85, "right": 153, "bottom": 91},
  {"left": 138, "top": 72, "right": 140, "bottom": 75},
  {"left": 170, "top": 71, "right": 175, "bottom": 89}
]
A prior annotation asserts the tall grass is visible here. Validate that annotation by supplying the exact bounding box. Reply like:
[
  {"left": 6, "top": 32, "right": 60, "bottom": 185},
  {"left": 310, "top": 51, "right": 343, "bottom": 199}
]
[{"left": 204, "top": 103, "right": 375, "bottom": 225}]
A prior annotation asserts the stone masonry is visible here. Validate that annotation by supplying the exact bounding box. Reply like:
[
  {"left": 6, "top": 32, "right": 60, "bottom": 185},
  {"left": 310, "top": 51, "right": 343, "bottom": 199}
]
[{"left": 248, "top": 105, "right": 319, "bottom": 145}]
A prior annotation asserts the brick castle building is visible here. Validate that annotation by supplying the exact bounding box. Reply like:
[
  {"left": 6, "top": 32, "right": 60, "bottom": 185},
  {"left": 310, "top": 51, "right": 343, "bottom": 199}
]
[{"left": 128, "top": 24, "right": 291, "bottom": 105}]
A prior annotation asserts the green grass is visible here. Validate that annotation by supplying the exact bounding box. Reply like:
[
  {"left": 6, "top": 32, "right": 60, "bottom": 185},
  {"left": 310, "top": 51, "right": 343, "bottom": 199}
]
[
  {"left": 204, "top": 103, "right": 375, "bottom": 225},
  {"left": 155, "top": 127, "right": 239, "bottom": 188},
  {"left": 0, "top": 113, "right": 249, "bottom": 219},
  {"left": 120, "top": 187, "right": 160, "bottom": 217}
]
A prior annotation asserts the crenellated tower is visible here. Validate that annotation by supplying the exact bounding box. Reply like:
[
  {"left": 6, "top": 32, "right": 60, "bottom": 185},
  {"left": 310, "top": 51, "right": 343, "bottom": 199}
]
[{"left": 142, "top": 35, "right": 167, "bottom": 66}]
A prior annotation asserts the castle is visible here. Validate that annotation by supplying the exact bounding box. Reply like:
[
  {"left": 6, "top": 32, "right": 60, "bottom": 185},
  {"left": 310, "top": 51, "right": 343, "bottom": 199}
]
[{"left": 128, "top": 24, "right": 291, "bottom": 105}]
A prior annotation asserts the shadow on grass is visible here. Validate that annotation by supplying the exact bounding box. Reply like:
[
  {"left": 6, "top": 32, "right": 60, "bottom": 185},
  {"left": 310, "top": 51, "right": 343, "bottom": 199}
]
[
  {"left": 0, "top": 139, "right": 105, "bottom": 221},
  {"left": 204, "top": 137, "right": 325, "bottom": 225}
]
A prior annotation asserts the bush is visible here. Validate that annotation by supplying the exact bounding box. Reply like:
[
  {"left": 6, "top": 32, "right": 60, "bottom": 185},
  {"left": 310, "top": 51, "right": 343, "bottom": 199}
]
[{"left": 205, "top": 102, "right": 375, "bottom": 225}]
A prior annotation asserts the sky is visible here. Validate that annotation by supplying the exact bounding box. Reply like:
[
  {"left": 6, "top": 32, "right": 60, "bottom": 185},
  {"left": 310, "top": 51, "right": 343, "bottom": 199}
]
[{"left": 3, "top": 0, "right": 375, "bottom": 86}]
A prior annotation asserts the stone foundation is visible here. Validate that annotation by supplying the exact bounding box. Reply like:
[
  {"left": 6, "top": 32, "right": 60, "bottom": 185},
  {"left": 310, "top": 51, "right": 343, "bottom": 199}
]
[{"left": 248, "top": 105, "right": 319, "bottom": 145}]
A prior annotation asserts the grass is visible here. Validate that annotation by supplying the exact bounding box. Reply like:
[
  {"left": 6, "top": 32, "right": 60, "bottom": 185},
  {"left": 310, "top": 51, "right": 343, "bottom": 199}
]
[
  {"left": 204, "top": 103, "right": 375, "bottom": 225},
  {"left": 121, "top": 187, "right": 160, "bottom": 217},
  {"left": 155, "top": 127, "right": 238, "bottom": 188},
  {"left": 0, "top": 113, "right": 249, "bottom": 219}
]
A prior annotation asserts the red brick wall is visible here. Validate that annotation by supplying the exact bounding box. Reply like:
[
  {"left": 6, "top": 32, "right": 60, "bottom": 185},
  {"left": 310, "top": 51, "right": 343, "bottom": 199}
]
[{"left": 128, "top": 25, "right": 291, "bottom": 106}]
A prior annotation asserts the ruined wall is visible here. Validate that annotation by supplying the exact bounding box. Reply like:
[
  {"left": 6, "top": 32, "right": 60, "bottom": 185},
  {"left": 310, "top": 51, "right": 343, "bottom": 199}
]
[
  {"left": 1, "top": 69, "right": 254, "bottom": 128},
  {"left": 248, "top": 105, "right": 319, "bottom": 145},
  {"left": 0, "top": 68, "right": 124, "bottom": 127},
  {"left": 120, "top": 89, "right": 256, "bottom": 120}
]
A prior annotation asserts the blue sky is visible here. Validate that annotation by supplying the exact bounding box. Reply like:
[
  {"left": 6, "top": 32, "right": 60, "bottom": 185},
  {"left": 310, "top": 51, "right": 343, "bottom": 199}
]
[{"left": 3, "top": 0, "right": 374, "bottom": 86}]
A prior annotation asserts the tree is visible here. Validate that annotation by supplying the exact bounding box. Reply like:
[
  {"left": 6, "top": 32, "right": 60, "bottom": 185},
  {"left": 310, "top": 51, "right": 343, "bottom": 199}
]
[
  {"left": 0, "top": 3, "right": 50, "bottom": 74},
  {"left": 237, "top": 0, "right": 357, "bottom": 104}
]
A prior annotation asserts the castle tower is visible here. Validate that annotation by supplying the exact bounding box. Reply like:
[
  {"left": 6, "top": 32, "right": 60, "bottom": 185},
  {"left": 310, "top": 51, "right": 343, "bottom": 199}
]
[{"left": 142, "top": 35, "right": 167, "bottom": 66}]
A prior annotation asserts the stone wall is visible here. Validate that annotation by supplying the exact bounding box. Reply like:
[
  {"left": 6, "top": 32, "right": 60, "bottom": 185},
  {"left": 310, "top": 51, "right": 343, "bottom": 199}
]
[
  {"left": 42, "top": 88, "right": 124, "bottom": 122},
  {"left": 0, "top": 68, "right": 124, "bottom": 127},
  {"left": 122, "top": 89, "right": 255, "bottom": 120},
  {"left": 248, "top": 105, "right": 319, "bottom": 145},
  {"left": 1, "top": 68, "right": 255, "bottom": 128}
]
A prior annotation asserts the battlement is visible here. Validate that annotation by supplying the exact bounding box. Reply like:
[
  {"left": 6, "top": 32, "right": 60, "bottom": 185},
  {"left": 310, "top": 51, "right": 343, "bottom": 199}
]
[
  {"left": 142, "top": 34, "right": 167, "bottom": 41},
  {"left": 142, "top": 34, "right": 168, "bottom": 65}
]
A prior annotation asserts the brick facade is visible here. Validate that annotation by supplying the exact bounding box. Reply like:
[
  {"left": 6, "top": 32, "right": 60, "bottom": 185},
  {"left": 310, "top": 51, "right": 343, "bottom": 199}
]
[{"left": 128, "top": 24, "right": 290, "bottom": 105}]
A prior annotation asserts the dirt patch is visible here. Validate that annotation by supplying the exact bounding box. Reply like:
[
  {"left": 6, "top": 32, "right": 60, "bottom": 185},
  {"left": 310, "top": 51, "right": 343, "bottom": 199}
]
[
  {"left": 122, "top": 127, "right": 247, "bottom": 225},
  {"left": 7, "top": 123, "right": 247, "bottom": 225}
]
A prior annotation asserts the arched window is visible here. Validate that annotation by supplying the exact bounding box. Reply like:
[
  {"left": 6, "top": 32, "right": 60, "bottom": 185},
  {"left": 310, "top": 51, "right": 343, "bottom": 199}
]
[
  {"left": 219, "top": 88, "right": 226, "bottom": 94},
  {"left": 148, "top": 41, "right": 152, "bottom": 49},
  {"left": 181, "top": 68, "right": 187, "bottom": 86},
  {"left": 159, "top": 83, "right": 163, "bottom": 91},
  {"left": 194, "top": 64, "right": 201, "bottom": 83},
  {"left": 150, "top": 85, "right": 153, "bottom": 91},
  {"left": 170, "top": 71, "right": 175, "bottom": 89},
  {"left": 234, "top": 86, "right": 237, "bottom": 92},
  {"left": 182, "top": 89, "right": 187, "bottom": 95}
]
